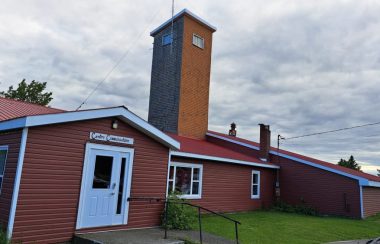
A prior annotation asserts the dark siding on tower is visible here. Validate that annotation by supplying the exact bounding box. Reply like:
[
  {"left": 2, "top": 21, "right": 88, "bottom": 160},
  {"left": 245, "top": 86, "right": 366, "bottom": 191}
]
[
  {"left": 148, "top": 18, "right": 184, "bottom": 132},
  {"left": 0, "top": 130, "right": 22, "bottom": 231}
]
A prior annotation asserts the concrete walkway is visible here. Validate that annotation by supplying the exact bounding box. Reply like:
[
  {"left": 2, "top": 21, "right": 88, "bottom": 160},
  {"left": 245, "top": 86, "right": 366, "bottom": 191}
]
[
  {"left": 328, "top": 237, "right": 380, "bottom": 244},
  {"left": 75, "top": 228, "right": 235, "bottom": 244}
]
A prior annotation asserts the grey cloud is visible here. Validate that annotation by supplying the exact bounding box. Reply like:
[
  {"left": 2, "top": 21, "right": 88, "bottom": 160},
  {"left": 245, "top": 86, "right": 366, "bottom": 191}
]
[{"left": 0, "top": 0, "right": 379, "bottom": 174}]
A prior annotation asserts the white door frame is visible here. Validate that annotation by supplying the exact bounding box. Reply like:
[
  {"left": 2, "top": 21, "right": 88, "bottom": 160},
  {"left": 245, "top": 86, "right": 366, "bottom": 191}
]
[{"left": 76, "top": 143, "right": 134, "bottom": 229}]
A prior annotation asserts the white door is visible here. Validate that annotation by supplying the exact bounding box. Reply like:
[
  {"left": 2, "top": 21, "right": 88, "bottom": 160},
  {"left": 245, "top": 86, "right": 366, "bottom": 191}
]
[{"left": 79, "top": 145, "right": 133, "bottom": 228}]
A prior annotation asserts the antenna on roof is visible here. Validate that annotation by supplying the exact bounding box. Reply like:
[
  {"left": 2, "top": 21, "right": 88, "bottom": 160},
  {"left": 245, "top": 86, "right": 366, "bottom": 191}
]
[{"left": 170, "top": 0, "right": 175, "bottom": 54}]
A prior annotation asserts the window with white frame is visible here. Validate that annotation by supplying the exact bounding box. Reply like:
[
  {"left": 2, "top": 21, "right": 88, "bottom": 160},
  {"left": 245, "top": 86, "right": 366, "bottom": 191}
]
[
  {"left": 162, "top": 33, "right": 173, "bottom": 46},
  {"left": 192, "top": 34, "right": 204, "bottom": 49},
  {"left": 0, "top": 147, "right": 8, "bottom": 194},
  {"left": 168, "top": 162, "right": 202, "bottom": 199},
  {"left": 251, "top": 170, "right": 260, "bottom": 199}
]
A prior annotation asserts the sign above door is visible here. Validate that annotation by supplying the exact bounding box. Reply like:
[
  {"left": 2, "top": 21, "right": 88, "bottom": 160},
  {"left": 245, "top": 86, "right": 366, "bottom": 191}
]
[{"left": 90, "top": 132, "right": 134, "bottom": 145}]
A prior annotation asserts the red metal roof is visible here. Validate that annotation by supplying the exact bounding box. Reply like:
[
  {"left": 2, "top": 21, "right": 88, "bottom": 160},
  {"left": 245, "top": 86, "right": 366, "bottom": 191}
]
[
  {"left": 208, "top": 130, "right": 380, "bottom": 183},
  {"left": 168, "top": 133, "right": 278, "bottom": 167},
  {"left": 0, "top": 97, "right": 64, "bottom": 121}
]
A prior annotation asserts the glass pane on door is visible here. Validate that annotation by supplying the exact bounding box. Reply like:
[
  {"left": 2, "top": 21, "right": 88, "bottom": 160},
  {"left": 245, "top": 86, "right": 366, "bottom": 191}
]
[
  {"left": 116, "top": 157, "right": 126, "bottom": 214},
  {"left": 92, "top": 155, "right": 113, "bottom": 189}
]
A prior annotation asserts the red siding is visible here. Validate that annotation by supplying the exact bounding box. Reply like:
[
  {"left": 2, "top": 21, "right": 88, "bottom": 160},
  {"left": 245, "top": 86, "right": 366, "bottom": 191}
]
[
  {"left": 171, "top": 156, "right": 276, "bottom": 212},
  {"left": 363, "top": 186, "right": 380, "bottom": 218},
  {"left": 12, "top": 118, "right": 169, "bottom": 244},
  {"left": 0, "top": 130, "right": 22, "bottom": 230},
  {"left": 273, "top": 155, "right": 361, "bottom": 218},
  {"left": 207, "top": 135, "right": 362, "bottom": 218}
]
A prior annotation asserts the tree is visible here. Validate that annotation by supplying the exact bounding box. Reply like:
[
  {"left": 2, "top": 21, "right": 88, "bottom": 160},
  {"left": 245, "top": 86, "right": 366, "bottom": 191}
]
[
  {"left": 337, "top": 155, "right": 361, "bottom": 171},
  {"left": 377, "top": 169, "right": 380, "bottom": 177},
  {"left": 0, "top": 79, "right": 53, "bottom": 106}
]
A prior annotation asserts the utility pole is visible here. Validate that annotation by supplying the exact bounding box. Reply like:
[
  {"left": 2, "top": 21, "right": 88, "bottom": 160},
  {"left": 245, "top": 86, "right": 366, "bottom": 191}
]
[{"left": 170, "top": 0, "right": 175, "bottom": 54}]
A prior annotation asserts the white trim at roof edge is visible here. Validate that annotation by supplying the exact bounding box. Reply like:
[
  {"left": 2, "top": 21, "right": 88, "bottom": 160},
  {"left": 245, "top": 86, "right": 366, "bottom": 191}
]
[
  {"left": 368, "top": 181, "right": 380, "bottom": 187},
  {"left": 206, "top": 132, "right": 379, "bottom": 187},
  {"left": 150, "top": 8, "right": 217, "bottom": 36},
  {"left": 171, "top": 151, "right": 279, "bottom": 169},
  {"left": 0, "top": 107, "right": 180, "bottom": 150},
  {"left": 7, "top": 127, "right": 28, "bottom": 239}
]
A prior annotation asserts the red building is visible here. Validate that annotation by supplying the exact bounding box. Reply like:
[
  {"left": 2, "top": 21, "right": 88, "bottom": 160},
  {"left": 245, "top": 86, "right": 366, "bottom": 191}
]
[{"left": 0, "top": 9, "right": 379, "bottom": 243}]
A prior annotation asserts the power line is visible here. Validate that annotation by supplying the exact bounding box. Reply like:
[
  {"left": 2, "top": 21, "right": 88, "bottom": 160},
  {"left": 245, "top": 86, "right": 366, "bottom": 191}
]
[
  {"left": 283, "top": 121, "right": 380, "bottom": 140},
  {"left": 76, "top": 7, "right": 164, "bottom": 110}
]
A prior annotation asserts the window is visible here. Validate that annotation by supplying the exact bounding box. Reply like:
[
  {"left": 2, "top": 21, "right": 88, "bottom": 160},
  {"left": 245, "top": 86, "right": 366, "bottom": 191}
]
[
  {"left": 192, "top": 34, "right": 204, "bottom": 49},
  {"left": 251, "top": 170, "right": 260, "bottom": 199},
  {"left": 92, "top": 155, "right": 113, "bottom": 189},
  {"left": 162, "top": 33, "right": 173, "bottom": 46},
  {"left": 168, "top": 162, "right": 202, "bottom": 199},
  {"left": 0, "top": 147, "right": 8, "bottom": 194}
]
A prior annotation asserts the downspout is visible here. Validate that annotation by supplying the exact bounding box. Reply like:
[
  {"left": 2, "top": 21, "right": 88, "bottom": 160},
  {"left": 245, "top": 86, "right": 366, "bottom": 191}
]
[
  {"left": 7, "top": 127, "right": 29, "bottom": 239},
  {"left": 359, "top": 184, "right": 364, "bottom": 219}
]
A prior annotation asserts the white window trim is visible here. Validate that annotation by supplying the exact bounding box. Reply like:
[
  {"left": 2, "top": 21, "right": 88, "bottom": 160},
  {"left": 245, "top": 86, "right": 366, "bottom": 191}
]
[
  {"left": 0, "top": 145, "right": 9, "bottom": 195},
  {"left": 192, "top": 34, "right": 204, "bottom": 49},
  {"left": 168, "top": 162, "right": 203, "bottom": 199},
  {"left": 251, "top": 170, "right": 260, "bottom": 199}
]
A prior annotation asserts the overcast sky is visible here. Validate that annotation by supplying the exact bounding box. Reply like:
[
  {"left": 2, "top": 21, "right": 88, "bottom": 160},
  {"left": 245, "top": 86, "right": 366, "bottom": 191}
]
[{"left": 1, "top": 0, "right": 380, "bottom": 175}]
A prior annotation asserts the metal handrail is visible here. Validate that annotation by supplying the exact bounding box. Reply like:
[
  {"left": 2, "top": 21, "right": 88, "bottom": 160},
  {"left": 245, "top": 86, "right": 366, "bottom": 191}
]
[{"left": 127, "top": 197, "right": 241, "bottom": 244}]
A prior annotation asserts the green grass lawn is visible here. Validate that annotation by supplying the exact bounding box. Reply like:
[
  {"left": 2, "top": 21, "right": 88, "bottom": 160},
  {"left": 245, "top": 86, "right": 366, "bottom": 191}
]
[{"left": 195, "top": 210, "right": 380, "bottom": 244}]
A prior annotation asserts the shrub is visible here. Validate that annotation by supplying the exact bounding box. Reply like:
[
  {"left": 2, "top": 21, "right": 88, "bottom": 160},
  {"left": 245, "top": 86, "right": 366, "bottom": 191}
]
[
  {"left": 272, "top": 201, "right": 318, "bottom": 216},
  {"left": 0, "top": 229, "right": 9, "bottom": 244},
  {"left": 162, "top": 193, "right": 197, "bottom": 230}
]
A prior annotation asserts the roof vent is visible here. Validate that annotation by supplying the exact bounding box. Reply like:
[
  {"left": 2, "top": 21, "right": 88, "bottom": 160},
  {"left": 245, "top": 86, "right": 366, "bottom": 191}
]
[{"left": 229, "top": 122, "right": 237, "bottom": 137}]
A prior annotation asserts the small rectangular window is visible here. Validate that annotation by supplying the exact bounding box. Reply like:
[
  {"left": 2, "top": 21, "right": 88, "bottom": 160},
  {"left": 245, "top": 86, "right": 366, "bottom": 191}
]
[
  {"left": 251, "top": 170, "right": 260, "bottom": 199},
  {"left": 162, "top": 33, "right": 173, "bottom": 46},
  {"left": 0, "top": 147, "right": 8, "bottom": 194},
  {"left": 192, "top": 34, "right": 204, "bottom": 49},
  {"left": 167, "top": 162, "right": 202, "bottom": 199},
  {"left": 92, "top": 155, "right": 113, "bottom": 189}
]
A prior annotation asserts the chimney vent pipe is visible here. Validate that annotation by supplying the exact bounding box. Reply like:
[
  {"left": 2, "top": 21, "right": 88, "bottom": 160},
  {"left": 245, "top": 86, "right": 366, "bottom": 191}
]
[{"left": 259, "top": 124, "right": 271, "bottom": 161}]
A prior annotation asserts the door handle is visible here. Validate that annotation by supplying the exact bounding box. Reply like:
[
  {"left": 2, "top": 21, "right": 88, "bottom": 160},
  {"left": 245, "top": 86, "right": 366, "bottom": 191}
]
[
  {"left": 111, "top": 183, "right": 116, "bottom": 189},
  {"left": 111, "top": 192, "right": 115, "bottom": 195}
]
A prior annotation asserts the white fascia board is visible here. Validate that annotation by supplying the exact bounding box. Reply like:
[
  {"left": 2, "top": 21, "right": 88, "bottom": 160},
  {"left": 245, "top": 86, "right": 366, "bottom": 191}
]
[
  {"left": 150, "top": 8, "right": 217, "bottom": 36},
  {"left": 206, "top": 132, "right": 260, "bottom": 150},
  {"left": 0, "top": 117, "right": 27, "bottom": 131},
  {"left": 7, "top": 128, "right": 28, "bottom": 239},
  {"left": 207, "top": 132, "right": 373, "bottom": 185},
  {"left": 270, "top": 150, "right": 369, "bottom": 185},
  {"left": 0, "top": 107, "right": 180, "bottom": 150},
  {"left": 171, "top": 151, "right": 279, "bottom": 169},
  {"left": 368, "top": 181, "right": 380, "bottom": 188}
]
